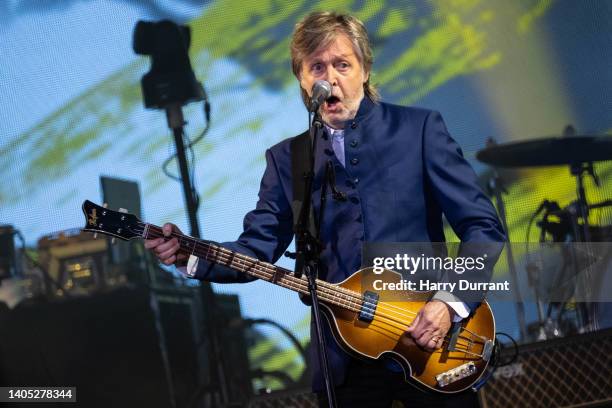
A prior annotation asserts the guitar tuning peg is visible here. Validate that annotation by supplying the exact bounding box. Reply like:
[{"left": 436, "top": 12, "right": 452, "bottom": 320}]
[
  {"left": 118, "top": 208, "right": 128, "bottom": 213},
  {"left": 111, "top": 237, "right": 116, "bottom": 244},
  {"left": 103, "top": 203, "right": 109, "bottom": 208},
  {"left": 93, "top": 233, "right": 98, "bottom": 239}
]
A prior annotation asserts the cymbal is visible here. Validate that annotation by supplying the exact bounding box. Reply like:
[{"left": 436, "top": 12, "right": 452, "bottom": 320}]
[{"left": 476, "top": 135, "right": 612, "bottom": 167}]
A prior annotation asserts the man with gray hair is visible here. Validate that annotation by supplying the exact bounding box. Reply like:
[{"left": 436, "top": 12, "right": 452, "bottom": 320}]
[{"left": 146, "top": 11, "right": 504, "bottom": 407}]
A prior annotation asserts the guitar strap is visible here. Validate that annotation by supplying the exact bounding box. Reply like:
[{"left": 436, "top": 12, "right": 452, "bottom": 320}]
[{"left": 290, "top": 130, "right": 317, "bottom": 235}]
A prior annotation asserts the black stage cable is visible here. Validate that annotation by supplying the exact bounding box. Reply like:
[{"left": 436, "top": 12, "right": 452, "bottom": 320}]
[
  {"left": 494, "top": 331, "right": 519, "bottom": 367},
  {"left": 161, "top": 85, "right": 211, "bottom": 207},
  {"left": 471, "top": 331, "right": 519, "bottom": 391}
]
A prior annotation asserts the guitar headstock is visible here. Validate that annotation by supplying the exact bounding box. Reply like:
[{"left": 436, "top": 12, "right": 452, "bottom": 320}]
[{"left": 81, "top": 200, "right": 143, "bottom": 241}]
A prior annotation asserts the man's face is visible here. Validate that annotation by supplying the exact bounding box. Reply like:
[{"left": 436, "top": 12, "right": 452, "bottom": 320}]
[{"left": 299, "top": 33, "right": 369, "bottom": 129}]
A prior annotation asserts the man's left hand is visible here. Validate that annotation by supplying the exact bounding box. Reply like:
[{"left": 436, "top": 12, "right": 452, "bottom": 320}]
[{"left": 405, "top": 300, "right": 454, "bottom": 352}]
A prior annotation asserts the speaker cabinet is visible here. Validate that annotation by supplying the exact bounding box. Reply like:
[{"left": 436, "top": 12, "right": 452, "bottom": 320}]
[
  {"left": 479, "top": 329, "right": 612, "bottom": 408},
  {"left": 0, "top": 288, "right": 203, "bottom": 407}
]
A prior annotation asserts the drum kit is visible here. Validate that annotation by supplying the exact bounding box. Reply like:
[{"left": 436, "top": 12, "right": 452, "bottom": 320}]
[{"left": 476, "top": 128, "right": 612, "bottom": 340}]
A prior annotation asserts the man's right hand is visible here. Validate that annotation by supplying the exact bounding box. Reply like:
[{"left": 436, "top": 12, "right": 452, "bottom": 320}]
[{"left": 144, "top": 223, "right": 188, "bottom": 267}]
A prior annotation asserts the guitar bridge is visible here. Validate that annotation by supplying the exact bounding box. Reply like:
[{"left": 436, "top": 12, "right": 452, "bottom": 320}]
[{"left": 435, "top": 362, "right": 477, "bottom": 388}]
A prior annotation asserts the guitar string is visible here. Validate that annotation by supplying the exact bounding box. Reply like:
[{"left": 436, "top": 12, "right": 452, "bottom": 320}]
[
  {"left": 200, "top": 246, "right": 420, "bottom": 323},
  {"left": 199, "top": 248, "right": 480, "bottom": 353},
  {"left": 88, "top": 208, "right": 482, "bottom": 357},
  {"left": 195, "top": 244, "right": 485, "bottom": 355},
  {"left": 138, "top": 223, "right": 429, "bottom": 322},
  {"left": 138, "top": 224, "right": 412, "bottom": 317},
  {"left": 105, "top": 218, "right": 461, "bottom": 330},
  {"left": 141, "top": 226, "right": 420, "bottom": 334},
  {"left": 145, "top": 223, "right": 422, "bottom": 322},
  {"left": 136, "top": 225, "right": 483, "bottom": 354},
  {"left": 142, "top": 225, "right": 424, "bottom": 329},
  {"left": 190, "top": 238, "right": 484, "bottom": 356},
  {"left": 137, "top": 225, "right": 482, "bottom": 352},
  {"left": 135, "top": 223, "right": 482, "bottom": 349},
  {"left": 199, "top": 245, "right": 484, "bottom": 350}
]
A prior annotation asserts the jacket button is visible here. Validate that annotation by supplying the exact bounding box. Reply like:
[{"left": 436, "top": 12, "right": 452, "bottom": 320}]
[
  {"left": 351, "top": 122, "right": 358, "bottom": 129},
  {"left": 350, "top": 197, "right": 360, "bottom": 204},
  {"left": 345, "top": 178, "right": 359, "bottom": 188},
  {"left": 350, "top": 140, "right": 358, "bottom": 148},
  {"left": 350, "top": 157, "right": 359, "bottom": 165}
]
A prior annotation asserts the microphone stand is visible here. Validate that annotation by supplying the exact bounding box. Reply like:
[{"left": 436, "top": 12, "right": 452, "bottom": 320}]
[{"left": 294, "top": 109, "right": 337, "bottom": 408}]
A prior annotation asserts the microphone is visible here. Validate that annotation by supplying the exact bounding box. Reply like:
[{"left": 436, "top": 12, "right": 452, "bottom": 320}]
[{"left": 309, "top": 80, "right": 331, "bottom": 113}]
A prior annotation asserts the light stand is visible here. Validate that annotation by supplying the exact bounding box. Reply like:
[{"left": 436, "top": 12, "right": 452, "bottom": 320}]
[
  {"left": 165, "top": 104, "right": 201, "bottom": 236},
  {"left": 134, "top": 20, "right": 229, "bottom": 407}
]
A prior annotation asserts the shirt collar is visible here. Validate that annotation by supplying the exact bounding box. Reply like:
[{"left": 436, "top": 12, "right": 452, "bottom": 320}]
[
  {"left": 325, "top": 125, "right": 344, "bottom": 138},
  {"left": 323, "top": 96, "right": 376, "bottom": 132},
  {"left": 353, "top": 96, "right": 376, "bottom": 122}
]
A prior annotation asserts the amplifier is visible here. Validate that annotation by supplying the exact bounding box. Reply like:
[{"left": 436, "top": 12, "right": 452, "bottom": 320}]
[
  {"left": 36, "top": 226, "right": 158, "bottom": 296},
  {"left": 479, "top": 328, "right": 612, "bottom": 408},
  {"left": 0, "top": 287, "right": 225, "bottom": 407},
  {"left": 37, "top": 228, "right": 109, "bottom": 296}
]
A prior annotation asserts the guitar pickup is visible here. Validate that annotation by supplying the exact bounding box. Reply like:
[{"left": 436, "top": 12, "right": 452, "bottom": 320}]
[
  {"left": 435, "top": 362, "right": 477, "bottom": 388},
  {"left": 358, "top": 291, "right": 378, "bottom": 322}
]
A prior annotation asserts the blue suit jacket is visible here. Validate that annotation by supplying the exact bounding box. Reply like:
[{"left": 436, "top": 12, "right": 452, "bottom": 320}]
[{"left": 194, "top": 97, "right": 505, "bottom": 391}]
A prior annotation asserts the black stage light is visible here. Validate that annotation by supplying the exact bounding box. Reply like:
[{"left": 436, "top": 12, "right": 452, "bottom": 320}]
[{"left": 133, "top": 20, "right": 203, "bottom": 109}]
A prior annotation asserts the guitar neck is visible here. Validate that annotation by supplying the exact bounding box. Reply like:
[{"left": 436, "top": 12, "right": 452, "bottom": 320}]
[
  {"left": 142, "top": 223, "right": 316, "bottom": 298},
  {"left": 82, "top": 199, "right": 363, "bottom": 312}
]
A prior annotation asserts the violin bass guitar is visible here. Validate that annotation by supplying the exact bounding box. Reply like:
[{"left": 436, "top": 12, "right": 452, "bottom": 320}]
[{"left": 81, "top": 200, "right": 496, "bottom": 393}]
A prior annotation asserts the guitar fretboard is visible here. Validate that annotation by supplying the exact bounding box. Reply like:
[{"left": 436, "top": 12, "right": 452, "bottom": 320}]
[{"left": 142, "top": 223, "right": 364, "bottom": 312}]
